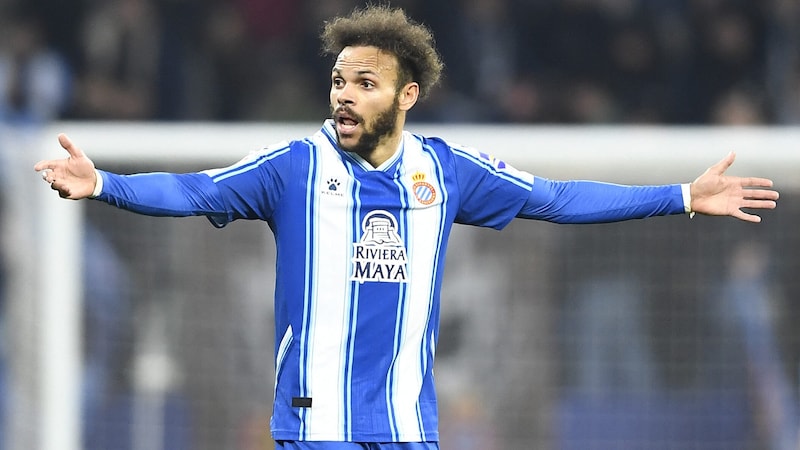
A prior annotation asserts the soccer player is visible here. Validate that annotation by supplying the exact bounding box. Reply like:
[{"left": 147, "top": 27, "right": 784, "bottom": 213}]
[{"left": 34, "top": 6, "right": 779, "bottom": 450}]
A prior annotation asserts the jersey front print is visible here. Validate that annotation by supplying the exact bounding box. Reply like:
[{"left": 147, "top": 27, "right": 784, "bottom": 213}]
[{"left": 351, "top": 209, "right": 409, "bottom": 283}]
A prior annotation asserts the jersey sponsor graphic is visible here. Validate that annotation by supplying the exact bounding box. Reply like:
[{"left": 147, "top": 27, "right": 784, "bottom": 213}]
[
  {"left": 351, "top": 210, "right": 409, "bottom": 284},
  {"left": 411, "top": 171, "right": 436, "bottom": 205},
  {"left": 479, "top": 151, "right": 507, "bottom": 169}
]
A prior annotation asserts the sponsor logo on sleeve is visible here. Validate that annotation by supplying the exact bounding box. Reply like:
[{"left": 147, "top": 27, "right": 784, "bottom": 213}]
[{"left": 479, "top": 152, "right": 507, "bottom": 169}]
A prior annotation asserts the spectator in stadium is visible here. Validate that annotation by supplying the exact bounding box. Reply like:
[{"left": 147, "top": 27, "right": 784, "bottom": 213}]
[
  {"left": 685, "top": 1, "right": 767, "bottom": 123},
  {"left": 713, "top": 241, "right": 799, "bottom": 449},
  {"left": 80, "top": 220, "right": 137, "bottom": 449},
  {"left": 34, "top": 6, "right": 779, "bottom": 450},
  {"left": 565, "top": 274, "right": 659, "bottom": 396},
  {"left": 0, "top": 10, "right": 72, "bottom": 123},
  {"left": 763, "top": 0, "right": 800, "bottom": 124},
  {"left": 72, "top": 0, "right": 161, "bottom": 120}
]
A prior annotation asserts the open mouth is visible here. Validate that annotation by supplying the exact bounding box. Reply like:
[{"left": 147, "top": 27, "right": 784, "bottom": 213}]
[
  {"left": 337, "top": 117, "right": 358, "bottom": 133},
  {"left": 334, "top": 109, "right": 360, "bottom": 134}
]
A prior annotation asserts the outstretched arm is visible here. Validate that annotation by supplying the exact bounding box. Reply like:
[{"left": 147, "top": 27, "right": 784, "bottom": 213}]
[
  {"left": 33, "top": 133, "right": 277, "bottom": 226},
  {"left": 689, "top": 152, "right": 778, "bottom": 223},
  {"left": 516, "top": 152, "right": 778, "bottom": 224},
  {"left": 34, "top": 133, "right": 98, "bottom": 199},
  {"left": 33, "top": 133, "right": 229, "bottom": 218}
]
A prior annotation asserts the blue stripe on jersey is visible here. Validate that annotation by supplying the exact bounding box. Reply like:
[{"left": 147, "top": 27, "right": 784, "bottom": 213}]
[
  {"left": 208, "top": 145, "right": 291, "bottom": 183},
  {"left": 299, "top": 141, "right": 319, "bottom": 439},
  {"left": 450, "top": 147, "right": 531, "bottom": 190},
  {"left": 343, "top": 163, "right": 362, "bottom": 441}
]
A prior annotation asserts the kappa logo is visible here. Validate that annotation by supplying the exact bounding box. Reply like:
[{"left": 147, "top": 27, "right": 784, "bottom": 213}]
[
  {"left": 350, "top": 210, "right": 409, "bottom": 284},
  {"left": 411, "top": 171, "right": 436, "bottom": 205}
]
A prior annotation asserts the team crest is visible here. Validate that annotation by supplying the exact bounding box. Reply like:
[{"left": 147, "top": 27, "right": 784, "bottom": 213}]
[
  {"left": 351, "top": 210, "right": 409, "bottom": 284},
  {"left": 411, "top": 171, "right": 436, "bottom": 205}
]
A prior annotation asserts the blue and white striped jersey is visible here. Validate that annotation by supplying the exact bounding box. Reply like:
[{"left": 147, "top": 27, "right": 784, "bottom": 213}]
[
  {"left": 203, "top": 120, "right": 534, "bottom": 442},
  {"left": 93, "top": 120, "right": 685, "bottom": 443}
]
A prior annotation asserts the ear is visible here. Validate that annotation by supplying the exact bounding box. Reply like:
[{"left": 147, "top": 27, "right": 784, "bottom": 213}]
[{"left": 397, "top": 82, "right": 419, "bottom": 111}]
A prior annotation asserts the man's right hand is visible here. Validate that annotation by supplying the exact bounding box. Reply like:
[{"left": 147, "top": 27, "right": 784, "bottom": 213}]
[{"left": 34, "top": 134, "right": 98, "bottom": 199}]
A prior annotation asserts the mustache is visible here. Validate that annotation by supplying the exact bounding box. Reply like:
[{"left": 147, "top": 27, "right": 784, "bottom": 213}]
[{"left": 332, "top": 105, "right": 363, "bottom": 122}]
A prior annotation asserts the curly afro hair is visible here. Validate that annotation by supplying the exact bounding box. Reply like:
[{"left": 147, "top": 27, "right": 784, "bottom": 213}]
[{"left": 320, "top": 5, "right": 444, "bottom": 99}]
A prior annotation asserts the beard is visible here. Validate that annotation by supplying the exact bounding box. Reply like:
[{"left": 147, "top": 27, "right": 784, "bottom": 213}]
[{"left": 332, "top": 97, "right": 400, "bottom": 156}]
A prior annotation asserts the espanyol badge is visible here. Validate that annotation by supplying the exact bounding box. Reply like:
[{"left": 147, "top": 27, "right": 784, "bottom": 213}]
[{"left": 411, "top": 171, "right": 436, "bottom": 205}]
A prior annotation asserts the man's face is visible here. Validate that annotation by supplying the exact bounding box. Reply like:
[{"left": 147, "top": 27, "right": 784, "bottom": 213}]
[{"left": 330, "top": 46, "right": 402, "bottom": 155}]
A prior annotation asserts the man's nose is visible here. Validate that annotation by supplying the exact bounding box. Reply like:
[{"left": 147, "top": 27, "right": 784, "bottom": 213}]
[{"left": 336, "top": 84, "right": 355, "bottom": 105}]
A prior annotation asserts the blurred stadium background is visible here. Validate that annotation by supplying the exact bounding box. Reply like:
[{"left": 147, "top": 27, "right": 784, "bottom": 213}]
[{"left": 1, "top": 1, "right": 799, "bottom": 449}]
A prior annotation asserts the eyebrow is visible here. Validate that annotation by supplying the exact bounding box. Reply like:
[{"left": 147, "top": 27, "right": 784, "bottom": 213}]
[{"left": 331, "top": 67, "right": 379, "bottom": 77}]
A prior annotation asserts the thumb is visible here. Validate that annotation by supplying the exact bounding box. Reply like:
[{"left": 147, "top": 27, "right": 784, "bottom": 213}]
[
  {"left": 708, "top": 151, "right": 736, "bottom": 176},
  {"left": 58, "top": 133, "right": 86, "bottom": 159}
]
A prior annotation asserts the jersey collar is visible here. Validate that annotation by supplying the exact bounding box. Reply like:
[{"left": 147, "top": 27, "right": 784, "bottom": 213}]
[{"left": 322, "top": 119, "right": 404, "bottom": 173}]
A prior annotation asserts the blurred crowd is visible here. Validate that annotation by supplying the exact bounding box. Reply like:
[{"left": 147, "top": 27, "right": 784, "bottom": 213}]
[{"left": 1, "top": 0, "right": 799, "bottom": 125}]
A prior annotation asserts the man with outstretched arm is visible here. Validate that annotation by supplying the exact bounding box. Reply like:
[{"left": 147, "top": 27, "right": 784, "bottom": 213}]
[{"left": 34, "top": 6, "right": 778, "bottom": 450}]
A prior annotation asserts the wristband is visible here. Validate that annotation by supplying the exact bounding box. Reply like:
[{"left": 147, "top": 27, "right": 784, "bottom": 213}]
[{"left": 90, "top": 169, "right": 103, "bottom": 198}]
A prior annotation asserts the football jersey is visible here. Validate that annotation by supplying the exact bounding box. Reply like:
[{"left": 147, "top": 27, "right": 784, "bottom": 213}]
[{"left": 201, "top": 120, "right": 534, "bottom": 441}]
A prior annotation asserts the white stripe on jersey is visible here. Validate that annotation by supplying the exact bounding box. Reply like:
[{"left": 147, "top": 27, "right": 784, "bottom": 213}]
[
  {"left": 202, "top": 142, "right": 292, "bottom": 182},
  {"left": 298, "top": 144, "right": 316, "bottom": 439},
  {"left": 450, "top": 145, "right": 533, "bottom": 190},
  {"left": 304, "top": 134, "right": 357, "bottom": 440},
  {"left": 387, "top": 135, "right": 444, "bottom": 440},
  {"left": 275, "top": 325, "right": 294, "bottom": 389}
]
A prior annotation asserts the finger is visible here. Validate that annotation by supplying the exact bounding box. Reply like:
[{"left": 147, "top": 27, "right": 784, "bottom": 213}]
[
  {"left": 34, "top": 160, "right": 54, "bottom": 172},
  {"left": 58, "top": 133, "right": 85, "bottom": 159},
  {"left": 739, "top": 177, "right": 775, "bottom": 189},
  {"left": 733, "top": 209, "right": 761, "bottom": 223},
  {"left": 709, "top": 151, "right": 736, "bottom": 176},
  {"left": 743, "top": 188, "right": 780, "bottom": 201},
  {"left": 51, "top": 180, "right": 71, "bottom": 198},
  {"left": 741, "top": 199, "right": 777, "bottom": 210}
]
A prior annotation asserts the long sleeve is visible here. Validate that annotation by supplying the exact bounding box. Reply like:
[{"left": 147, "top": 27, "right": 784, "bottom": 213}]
[
  {"left": 93, "top": 170, "right": 231, "bottom": 224},
  {"left": 517, "top": 176, "right": 686, "bottom": 224}
]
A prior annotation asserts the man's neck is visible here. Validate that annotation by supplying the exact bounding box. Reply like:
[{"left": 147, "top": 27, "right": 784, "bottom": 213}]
[{"left": 359, "top": 132, "right": 403, "bottom": 169}]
